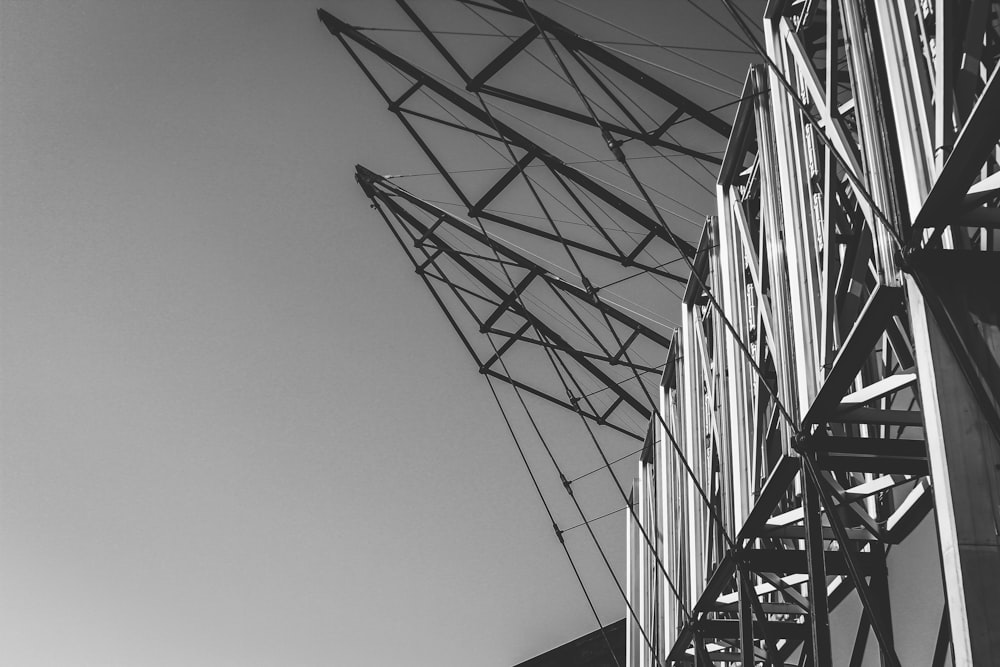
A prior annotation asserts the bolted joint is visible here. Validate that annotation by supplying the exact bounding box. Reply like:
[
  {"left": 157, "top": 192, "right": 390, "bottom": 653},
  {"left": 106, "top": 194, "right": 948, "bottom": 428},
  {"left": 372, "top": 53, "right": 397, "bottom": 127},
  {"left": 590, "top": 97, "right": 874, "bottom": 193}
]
[
  {"left": 552, "top": 523, "right": 565, "bottom": 544},
  {"left": 354, "top": 164, "right": 381, "bottom": 197},
  {"left": 602, "top": 130, "right": 626, "bottom": 163},
  {"left": 791, "top": 430, "right": 811, "bottom": 453},
  {"left": 316, "top": 9, "right": 345, "bottom": 35},
  {"left": 893, "top": 245, "right": 917, "bottom": 274}
]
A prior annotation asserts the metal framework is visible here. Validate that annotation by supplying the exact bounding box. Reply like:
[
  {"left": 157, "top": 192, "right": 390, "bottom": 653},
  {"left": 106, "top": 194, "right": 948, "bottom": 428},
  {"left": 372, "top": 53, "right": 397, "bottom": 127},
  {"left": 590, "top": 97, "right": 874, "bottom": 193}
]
[
  {"left": 318, "top": 0, "right": 734, "bottom": 267},
  {"left": 357, "top": 164, "right": 666, "bottom": 439},
  {"left": 321, "top": 1, "right": 1000, "bottom": 665},
  {"left": 320, "top": 0, "right": 738, "bottom": 441},
  {"left": 629, "top": 1, "right": 1000, "bottom": 664}
]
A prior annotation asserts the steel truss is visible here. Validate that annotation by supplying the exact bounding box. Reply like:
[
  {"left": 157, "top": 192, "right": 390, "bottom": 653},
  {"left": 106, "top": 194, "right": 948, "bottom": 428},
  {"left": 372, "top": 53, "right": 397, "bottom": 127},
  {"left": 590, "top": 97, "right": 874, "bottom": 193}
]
[
  {"left": 318, "top": 1, "right": 733, "bottom": 275},
  {"left": 321, "top": 0, "right": 1000, "bottom": 665},
  {"left": 357, "top": 164, "right": 668, "bottom": 438},
  {"left": 320, "top": 1, "right": 738, "bottom": 439},
  {"left": 629, "top": 1, "right": 1000, "bottom": 665}
]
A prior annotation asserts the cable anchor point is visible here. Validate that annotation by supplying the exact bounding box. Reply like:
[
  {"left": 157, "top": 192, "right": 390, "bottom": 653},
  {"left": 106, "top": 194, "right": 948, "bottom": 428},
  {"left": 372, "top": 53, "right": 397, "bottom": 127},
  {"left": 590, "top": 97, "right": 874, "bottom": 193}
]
[{"left": 560, "top": 472, "right": 574, "bottom": 495}]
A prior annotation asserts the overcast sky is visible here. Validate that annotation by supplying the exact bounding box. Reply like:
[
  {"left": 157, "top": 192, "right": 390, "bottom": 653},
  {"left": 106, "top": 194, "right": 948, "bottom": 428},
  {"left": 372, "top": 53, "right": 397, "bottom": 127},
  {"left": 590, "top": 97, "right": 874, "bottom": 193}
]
[{"left": 0, "top": 2, "right": 758, "bottom": 665}]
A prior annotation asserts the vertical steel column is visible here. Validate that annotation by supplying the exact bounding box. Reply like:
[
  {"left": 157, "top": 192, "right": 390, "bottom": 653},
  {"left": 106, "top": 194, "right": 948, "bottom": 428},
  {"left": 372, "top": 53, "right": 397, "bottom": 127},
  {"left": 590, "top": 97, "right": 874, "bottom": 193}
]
[
  {"left": 738, "top": 563, "right": 754, "bottom": 666},
  {"left": 868, "top": 546, "right": 894, "bottom": 667},
  {"left": 904, "top": 277, "right": 1000, "bottom": 665},
  {"left": 867, "top": 0, "right": 1000, "bottom": 659},
  {"left": 627, "top": 483, "right": 637, "bottom": 667},
  {"left": 802, "top": 466, "right": 831, "bottom": 667}
]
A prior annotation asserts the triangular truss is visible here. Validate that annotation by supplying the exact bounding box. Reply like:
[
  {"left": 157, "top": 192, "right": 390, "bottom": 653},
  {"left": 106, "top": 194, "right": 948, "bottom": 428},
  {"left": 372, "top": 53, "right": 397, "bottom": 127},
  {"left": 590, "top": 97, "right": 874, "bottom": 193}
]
[
  {"left": 321, "top": 0, "right": 740, "bottom": 438},
  {"left": 629, "top": 0, "right": 1000, "bottom": 664},
  {"left": 359, "top": 165, "right": 675, "bottom": 439}
]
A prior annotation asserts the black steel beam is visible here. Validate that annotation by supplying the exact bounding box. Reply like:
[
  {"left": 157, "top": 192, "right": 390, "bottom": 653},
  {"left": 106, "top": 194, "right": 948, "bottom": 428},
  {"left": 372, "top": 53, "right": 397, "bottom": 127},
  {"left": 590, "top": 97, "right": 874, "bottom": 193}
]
[
  {"left": 744, "top": 549, "right": 880, "bottom": 576},
  {"left": 466, "top": 26, "right": 540, "bottom": 92},
  {"left": 361, "top": 168, "right": 662, "bottom": 430},
  {"left": 737, "top": 454, "right": 799, "bottom": 540},
  {"left": 697, "top": 619, "right": 809, "bottom": 641},
  {"left": 804, "top": 466, "right": 832, "bottom": 667},
  {"left": 319, "top": 9, "right": 699, "bottom": 258},
  {"left": 805, "top": 284, "right": 904, "bottom": 424},
  {"left": 914, "top": 62, "right": 1000, "bottom": 233},
  {"left": 802, "top": 454, "right": 902, "bottom": 667},
  {"left": 476, "top": 0, "right": 733, "bottom": 138},
  {"left": 362, "top": 169, "right": 674, "bottom": 347}
]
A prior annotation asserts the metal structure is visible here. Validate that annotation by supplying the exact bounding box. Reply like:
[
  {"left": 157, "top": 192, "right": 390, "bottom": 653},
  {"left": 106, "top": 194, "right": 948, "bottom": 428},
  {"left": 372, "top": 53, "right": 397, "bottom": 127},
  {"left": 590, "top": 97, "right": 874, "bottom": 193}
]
[
  {"left": 629, "top": 1, "right": 1000, "bottom": 664},
  {"left": 320, "top": 0, "right": 738, "bottom": 443},
  {"left": 321, "top": 1, "right": 1000, "bottom": 665}
]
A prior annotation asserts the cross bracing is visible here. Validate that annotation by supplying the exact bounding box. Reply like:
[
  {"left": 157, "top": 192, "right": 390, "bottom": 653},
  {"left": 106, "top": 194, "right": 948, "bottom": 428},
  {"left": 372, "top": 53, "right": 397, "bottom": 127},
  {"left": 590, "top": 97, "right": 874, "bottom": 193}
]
[
  {"left": 318, "top": 2, "right": 739, "bottom": 282},
  {"left": 321, "top": 1, "right": 1000, "bottom": 665},
  {"left": 357, "top": 164, "right": 671, "bottom": 438},
  {"left": 629, "top": 1, "right": 1000, "bottom": 664}
]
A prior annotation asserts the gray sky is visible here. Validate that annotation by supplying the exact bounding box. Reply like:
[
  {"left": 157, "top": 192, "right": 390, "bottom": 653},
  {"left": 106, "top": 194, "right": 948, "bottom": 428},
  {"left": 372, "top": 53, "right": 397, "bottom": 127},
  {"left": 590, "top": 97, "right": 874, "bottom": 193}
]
[{"left": 0, "top": 2, "right": 757, "bottom": 665}]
